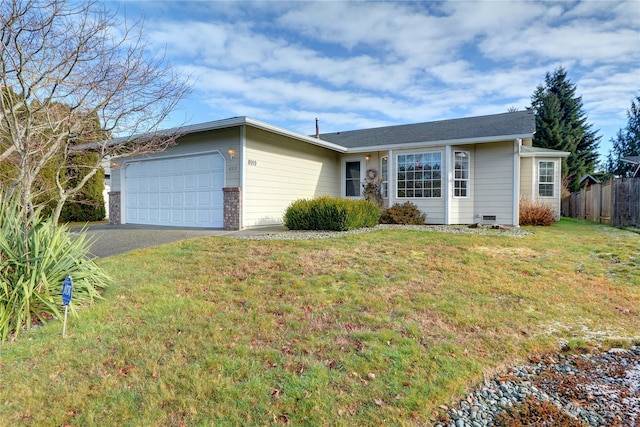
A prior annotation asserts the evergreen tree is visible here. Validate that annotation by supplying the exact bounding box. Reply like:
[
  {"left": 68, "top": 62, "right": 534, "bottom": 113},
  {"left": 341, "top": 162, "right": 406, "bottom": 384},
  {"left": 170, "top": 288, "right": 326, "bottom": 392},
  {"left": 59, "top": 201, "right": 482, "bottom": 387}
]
[
  {"left": 607, "top": 95, "right": 640, "bottom": 177},
  {"left": 531, "top": 67, "right": 601, "bottom": 192}
]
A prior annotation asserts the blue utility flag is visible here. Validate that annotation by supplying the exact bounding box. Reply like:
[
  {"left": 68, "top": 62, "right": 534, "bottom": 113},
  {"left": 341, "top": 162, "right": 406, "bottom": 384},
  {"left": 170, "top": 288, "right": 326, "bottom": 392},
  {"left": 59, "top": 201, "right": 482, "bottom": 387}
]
[
  {"left": 62, "top": 276, "right": 73, "bottom": 306},
  {"left": 62, "top": 276, "right": 73, "bottom": 338}
]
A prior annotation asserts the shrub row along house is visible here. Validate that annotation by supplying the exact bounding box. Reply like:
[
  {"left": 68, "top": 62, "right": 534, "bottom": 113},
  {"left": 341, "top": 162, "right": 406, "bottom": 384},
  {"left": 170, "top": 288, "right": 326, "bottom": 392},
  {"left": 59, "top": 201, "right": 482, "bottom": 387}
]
[{"left": 107, "top": 110, "right": 569, "bottom": 230}]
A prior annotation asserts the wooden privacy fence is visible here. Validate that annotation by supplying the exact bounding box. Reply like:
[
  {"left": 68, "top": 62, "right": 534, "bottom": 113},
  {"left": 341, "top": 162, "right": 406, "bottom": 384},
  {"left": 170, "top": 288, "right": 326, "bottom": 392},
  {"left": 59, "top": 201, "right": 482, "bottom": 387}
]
[{"left": 562, "top": 177, "right": 640, "bottom": 227}]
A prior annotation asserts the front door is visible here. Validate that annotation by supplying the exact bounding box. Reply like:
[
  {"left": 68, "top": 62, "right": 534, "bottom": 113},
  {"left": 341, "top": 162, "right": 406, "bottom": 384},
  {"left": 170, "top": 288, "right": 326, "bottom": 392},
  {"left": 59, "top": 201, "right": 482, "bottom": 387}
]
[{"left": 345, "top": 160, "right": 362, "bottom": 197}]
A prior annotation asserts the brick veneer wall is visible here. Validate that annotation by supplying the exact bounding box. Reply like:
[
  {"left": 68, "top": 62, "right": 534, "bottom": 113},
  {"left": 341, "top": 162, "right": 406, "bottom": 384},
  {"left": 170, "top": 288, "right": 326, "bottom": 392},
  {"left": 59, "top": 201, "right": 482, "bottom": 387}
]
[
  {"left": 223, "top": 187, "right": 242, "bottom": 230},
  {"left": 108, "top": 191, "right": 121, "bottom": 224}
]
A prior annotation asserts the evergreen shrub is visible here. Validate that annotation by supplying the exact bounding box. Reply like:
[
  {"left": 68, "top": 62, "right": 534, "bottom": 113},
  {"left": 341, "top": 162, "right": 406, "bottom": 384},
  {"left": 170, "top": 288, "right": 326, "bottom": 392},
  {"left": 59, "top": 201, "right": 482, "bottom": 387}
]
[
  {"left": 284, "top": 196, "right": 380, "bottom": 231},
  {"left": 380, "top": 202, "right": 426, "bottom": 225},
  {"left": 60, "top": 152, "right": 106, "bottom": 222}
]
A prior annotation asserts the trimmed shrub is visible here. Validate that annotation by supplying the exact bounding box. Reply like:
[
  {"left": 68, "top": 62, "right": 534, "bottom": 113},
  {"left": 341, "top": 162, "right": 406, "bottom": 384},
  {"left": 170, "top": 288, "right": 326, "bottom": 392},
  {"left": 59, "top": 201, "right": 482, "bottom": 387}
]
[
  {"left": 380, "top": 202, "right": 426, "bottom": 225},
  {"left": 519, "top": 198, "right": 556, "bottom": 226},
  {"left": 60, "top": 151, "right": 106, "bottom": 222},
  {"left": 284, "top": 196, "right": 380, "bottom": 231},
  {"left": 0, "top": 192, "right": 111, "bottom": 341}
]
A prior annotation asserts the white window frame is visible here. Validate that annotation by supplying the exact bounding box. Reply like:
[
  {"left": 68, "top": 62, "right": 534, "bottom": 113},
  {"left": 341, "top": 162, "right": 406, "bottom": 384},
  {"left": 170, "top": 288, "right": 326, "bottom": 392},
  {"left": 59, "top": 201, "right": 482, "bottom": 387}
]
[
  {"left": 538, "top": 160, "right": 555, "bottom": 198},
  {"left": 453, "top": 150, "right": 470, "bottom": 198},
  {"left": 396, "top": 151, "right": 442, "bottom": 198}
]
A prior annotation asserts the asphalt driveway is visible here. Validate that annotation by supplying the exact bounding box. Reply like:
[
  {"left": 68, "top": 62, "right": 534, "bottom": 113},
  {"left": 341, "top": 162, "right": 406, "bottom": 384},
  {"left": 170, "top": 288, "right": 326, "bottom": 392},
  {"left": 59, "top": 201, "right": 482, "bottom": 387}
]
[{"left": 73, "top": 224, "right": 285, "bottom": 258}]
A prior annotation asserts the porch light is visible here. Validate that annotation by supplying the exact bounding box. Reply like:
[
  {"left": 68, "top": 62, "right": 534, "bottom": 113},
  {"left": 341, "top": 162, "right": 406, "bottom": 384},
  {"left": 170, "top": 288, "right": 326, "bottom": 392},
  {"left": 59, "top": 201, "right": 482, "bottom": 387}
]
[
  {"left": 365, "top": 154, "right": 371, "bottom": 161},
  {"left": 228, "top": 149, "right": 237, "bottom": 159},
  {"left": 110, "top": 161, "right": 120, "bottom": 168}
]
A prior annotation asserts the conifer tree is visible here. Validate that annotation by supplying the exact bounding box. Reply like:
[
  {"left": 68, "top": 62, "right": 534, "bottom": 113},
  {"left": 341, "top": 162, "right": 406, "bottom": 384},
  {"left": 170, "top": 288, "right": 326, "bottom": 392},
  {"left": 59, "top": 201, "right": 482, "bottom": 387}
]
[
  {"left": 531, "top": 67, "right": 600, "bottom": 192},
  {"left": 607, "top": 96, "right": 640, "bottom": 177}
]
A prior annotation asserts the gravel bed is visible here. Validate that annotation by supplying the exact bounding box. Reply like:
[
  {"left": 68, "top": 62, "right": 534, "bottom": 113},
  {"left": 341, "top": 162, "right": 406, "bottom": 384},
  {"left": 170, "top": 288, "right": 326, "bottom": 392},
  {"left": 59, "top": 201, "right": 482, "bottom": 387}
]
[
  {"left": 233, "top": 224, "right": 533, "bottom": 240},
  {"left": 436, "top": 346, "right": 640, "bottom": 427}
]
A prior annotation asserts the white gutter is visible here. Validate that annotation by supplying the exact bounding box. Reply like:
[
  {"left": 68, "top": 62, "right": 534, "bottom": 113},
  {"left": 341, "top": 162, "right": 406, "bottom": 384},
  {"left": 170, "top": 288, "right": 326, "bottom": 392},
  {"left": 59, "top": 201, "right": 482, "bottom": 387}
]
[{"left": 344, "top": 133, "right": 535, "bottom": 153}]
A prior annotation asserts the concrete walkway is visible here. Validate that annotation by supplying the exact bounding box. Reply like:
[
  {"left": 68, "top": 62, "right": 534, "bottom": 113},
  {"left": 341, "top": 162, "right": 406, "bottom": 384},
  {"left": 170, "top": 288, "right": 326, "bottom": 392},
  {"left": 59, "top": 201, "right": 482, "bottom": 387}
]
[{"left": 73, "top": 224, "right": 287, "bottom": 258}]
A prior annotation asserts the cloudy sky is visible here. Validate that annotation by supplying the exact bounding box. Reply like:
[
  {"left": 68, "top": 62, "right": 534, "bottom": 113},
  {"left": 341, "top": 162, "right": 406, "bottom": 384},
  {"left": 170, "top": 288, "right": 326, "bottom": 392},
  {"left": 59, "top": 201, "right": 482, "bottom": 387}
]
[{"left": 112, "top": 1, "right": 639, "bottom": 162}]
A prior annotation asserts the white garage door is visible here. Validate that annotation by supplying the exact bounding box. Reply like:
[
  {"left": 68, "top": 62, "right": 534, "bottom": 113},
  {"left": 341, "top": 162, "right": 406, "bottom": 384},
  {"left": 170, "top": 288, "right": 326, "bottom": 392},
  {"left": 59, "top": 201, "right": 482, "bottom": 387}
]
[{"left": 124, "top": 153, "right": 224, "bottom": 227}]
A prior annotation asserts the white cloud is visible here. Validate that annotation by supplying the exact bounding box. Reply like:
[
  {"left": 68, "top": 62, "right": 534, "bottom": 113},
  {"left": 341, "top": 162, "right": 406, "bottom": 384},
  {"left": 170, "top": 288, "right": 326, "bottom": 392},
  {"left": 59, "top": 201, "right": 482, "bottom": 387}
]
[{"left": 118, "top": 0, "right": 640, "bottom": 160}]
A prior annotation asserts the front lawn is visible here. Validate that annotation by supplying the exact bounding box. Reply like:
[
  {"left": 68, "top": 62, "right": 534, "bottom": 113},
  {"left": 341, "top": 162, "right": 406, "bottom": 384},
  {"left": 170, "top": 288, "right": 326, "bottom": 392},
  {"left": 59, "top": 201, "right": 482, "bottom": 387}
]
[{"left": 1, "top": 219, "right": 638, "bottom": 426}]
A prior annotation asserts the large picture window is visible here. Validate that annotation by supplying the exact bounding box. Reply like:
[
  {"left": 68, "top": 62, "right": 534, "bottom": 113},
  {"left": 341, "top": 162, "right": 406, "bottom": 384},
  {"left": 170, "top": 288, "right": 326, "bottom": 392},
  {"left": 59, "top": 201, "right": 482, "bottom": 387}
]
[
  {"left": 454, "top": 151, "right": 469, "bottom": 198},
  {"left": 397, "top": 152, "right": 442, "bottom": 198},
  {"left": 538, "top": 161, "right": 555, "bottom": 197}
]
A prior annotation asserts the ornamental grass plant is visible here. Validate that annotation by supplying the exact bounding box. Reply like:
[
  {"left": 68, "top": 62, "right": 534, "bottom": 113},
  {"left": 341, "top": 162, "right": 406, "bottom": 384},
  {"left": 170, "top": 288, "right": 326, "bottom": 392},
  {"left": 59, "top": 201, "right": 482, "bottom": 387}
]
[
  {"left": 519, "top": 198, "right": 557, "bottom": 226},
  {"left": 0, "top": 192, "right": 111, "bottom": 341}
]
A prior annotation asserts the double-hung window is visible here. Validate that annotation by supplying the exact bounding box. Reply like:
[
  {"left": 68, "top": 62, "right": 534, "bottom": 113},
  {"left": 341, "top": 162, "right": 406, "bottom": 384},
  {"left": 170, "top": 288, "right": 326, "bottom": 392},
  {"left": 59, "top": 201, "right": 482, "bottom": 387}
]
[
  {"left": 538, "top": 161, "right": 555, "bottom": 197},
  {"left": 454, "top": 151, "right": 469, "bottom": 198},
  {"left": 397, "top": 152, "right": 442, "bottom": 198}
]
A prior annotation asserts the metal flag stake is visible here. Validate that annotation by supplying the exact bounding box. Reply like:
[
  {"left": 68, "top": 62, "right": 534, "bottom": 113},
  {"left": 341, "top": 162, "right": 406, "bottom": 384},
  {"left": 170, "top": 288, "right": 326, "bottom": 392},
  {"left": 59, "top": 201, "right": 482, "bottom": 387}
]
[{"left": 62, "top": 276, "right": 73, "bottom": 338}]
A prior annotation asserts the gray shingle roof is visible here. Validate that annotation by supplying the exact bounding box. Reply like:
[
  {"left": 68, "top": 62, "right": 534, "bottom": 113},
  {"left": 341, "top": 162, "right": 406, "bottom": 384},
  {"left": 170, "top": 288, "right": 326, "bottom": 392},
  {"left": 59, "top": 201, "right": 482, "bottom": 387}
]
[{"left": 318, "top": 110, "right": 535, "bottom": 149}]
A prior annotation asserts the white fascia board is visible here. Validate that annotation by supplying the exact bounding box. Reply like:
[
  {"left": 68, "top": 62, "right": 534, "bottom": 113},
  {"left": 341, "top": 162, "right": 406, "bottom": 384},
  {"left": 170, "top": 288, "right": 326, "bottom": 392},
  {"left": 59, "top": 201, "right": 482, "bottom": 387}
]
[
  {"left": 244, "top": 117, "right": 348, "bottom": 153},
  {"left": 520, "top": 150, "right": 570, "bottom": 158},
  {"left": 343, "top": 133, "right": 535, "bottom": 153}
]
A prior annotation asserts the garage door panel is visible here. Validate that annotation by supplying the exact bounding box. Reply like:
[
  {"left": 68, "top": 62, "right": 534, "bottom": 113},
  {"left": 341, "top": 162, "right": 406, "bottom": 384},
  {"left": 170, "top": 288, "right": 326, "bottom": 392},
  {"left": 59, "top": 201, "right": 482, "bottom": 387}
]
[
  {"left": 149, "top": 193, "right": 159, "bottom": 207},
  {"left": 172, "top": 193, "right": 183, "bottom": 206},
  {"left": 185, "top": 192, "right": 196, "bottom": 207},
  {"left": 171, "top": 176, "right": 183, "bottom": 190},
  {"left": 184, "top": 174, "right": 196, "bottom": 190},
  {"left": 125, "top": 153, "right": 224, "bottom": 227},
  {"left": 160, "top": 176, "right": 170, "bottom": 190},
  {"left": 197, "top": 191, "right": 210, "bottom": 206}
]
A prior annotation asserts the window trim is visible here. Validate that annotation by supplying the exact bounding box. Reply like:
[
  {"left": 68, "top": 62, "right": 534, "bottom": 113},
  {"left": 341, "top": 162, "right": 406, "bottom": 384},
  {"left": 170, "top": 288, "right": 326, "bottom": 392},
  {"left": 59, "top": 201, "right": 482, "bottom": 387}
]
[
  {"left": 538, "top": 160, "right": 555, "bottom": 198},
  {"left": 453, "top": 150, "right": 470, "bottom": 199},
  {"left": 395, "top": 151, "right": 443, "bottom": 199}
]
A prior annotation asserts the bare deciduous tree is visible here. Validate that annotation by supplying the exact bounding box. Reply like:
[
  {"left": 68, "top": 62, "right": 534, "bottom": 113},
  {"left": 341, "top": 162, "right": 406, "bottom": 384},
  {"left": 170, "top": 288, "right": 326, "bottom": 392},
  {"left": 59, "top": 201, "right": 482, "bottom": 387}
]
[{"left": 0, "top": 0, "right": 191, "bottom": 223}]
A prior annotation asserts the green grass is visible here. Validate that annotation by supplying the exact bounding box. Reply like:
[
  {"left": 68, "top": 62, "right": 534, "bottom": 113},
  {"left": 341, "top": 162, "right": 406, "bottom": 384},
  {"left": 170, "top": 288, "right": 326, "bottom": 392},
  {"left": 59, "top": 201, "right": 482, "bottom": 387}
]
[{"left": 1, "top": 218, "right": 639, "bottom": 426}]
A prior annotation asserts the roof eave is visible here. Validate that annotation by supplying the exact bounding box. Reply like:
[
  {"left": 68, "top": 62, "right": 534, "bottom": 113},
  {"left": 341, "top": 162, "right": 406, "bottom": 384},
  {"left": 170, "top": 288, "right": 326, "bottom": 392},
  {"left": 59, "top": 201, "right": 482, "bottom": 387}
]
[
  {"left": 84, "top": 116, "right": 349, "bottom": 153},
  {"left": 519, "top": 150, "right": 571, "bottom": 158}
]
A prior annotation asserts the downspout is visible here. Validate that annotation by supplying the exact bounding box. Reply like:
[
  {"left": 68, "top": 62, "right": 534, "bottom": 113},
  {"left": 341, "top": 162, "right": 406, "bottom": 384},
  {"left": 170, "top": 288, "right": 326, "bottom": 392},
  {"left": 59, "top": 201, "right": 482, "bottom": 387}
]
[
  {"left": 513, "top": 139, "right": 522, "bottom": 227},
  {"left": 445, "top": 146, "right": 452, "bottom": 225},
  {"left": 388, "top": 149, "right": 394, "bottom": 208}
]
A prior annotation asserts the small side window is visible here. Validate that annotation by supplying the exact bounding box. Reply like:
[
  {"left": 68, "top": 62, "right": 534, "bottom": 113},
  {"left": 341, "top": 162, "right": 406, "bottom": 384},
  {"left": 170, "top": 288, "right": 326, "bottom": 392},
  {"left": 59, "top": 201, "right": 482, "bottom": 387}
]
[
  {"left": 538, "top": 161, "right": 555, "bottom": 197},
  {"left": 380, "top": 156, "right": 388, "bottom": 198},
  {"left": 454, "top": 151, "right": 469, "bottom": 198}
]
